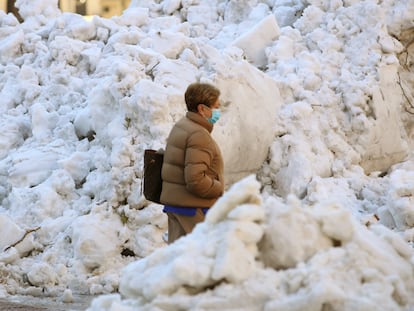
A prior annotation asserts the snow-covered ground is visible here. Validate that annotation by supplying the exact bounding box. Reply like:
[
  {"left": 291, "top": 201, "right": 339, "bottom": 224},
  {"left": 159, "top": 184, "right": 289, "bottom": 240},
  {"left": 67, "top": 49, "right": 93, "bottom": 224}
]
[{"left": 1, "top": 0, "right": 414, "bottom": 310}]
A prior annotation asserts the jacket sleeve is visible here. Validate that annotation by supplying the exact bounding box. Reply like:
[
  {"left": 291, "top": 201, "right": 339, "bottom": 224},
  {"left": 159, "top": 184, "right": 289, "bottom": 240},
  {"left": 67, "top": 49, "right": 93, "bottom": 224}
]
[{"left": 184, "top": 130, "right": 223, "bottom": 198}]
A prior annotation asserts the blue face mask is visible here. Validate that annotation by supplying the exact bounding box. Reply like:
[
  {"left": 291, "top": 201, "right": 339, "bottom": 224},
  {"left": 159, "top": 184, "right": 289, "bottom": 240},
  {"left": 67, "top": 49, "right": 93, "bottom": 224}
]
[{"left": 208, "top": 109, "right": 221, "bottom": 124}]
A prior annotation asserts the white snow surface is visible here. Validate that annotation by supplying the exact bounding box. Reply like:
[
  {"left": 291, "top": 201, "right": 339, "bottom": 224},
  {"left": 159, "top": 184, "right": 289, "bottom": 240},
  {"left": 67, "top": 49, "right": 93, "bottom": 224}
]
[{"left": 0, "top": 0, "right": 414, "bottom": 310}]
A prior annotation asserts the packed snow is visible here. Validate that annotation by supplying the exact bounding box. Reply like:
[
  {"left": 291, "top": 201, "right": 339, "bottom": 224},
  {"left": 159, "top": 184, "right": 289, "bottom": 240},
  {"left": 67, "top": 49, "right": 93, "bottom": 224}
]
[{"left": 0, "top": 0, "right": 414, "bottom": 310}]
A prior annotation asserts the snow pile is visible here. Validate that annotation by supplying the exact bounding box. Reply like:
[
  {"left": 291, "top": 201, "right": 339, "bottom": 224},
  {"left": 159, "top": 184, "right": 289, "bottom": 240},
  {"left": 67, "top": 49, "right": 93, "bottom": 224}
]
[
  {"left": 0, "top": 0, "right": 280, "bottom": 298},
  {"left": 0, "top": 0, "right": 413, "bottom": 309},
  {"left": 263, "top": 0, "right": 412, "bottom": 198},
  {"left": 89, "top": 175, "right": 414, "bottom": 311},
  {"left": 120, "top": 176, "right": 264, "bottom": 300}
]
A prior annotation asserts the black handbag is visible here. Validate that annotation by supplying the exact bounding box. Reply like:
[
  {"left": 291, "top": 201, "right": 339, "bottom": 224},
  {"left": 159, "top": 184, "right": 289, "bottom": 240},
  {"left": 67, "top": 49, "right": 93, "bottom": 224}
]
[{"left": 143, "top": 149, "right": 164, "bottom": 204}]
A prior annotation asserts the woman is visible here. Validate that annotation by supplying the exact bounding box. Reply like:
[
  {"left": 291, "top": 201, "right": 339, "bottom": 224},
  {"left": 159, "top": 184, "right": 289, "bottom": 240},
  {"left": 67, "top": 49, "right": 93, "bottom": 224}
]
[{"left": 160, "top": 82, "right": 224, "bottom": 244}]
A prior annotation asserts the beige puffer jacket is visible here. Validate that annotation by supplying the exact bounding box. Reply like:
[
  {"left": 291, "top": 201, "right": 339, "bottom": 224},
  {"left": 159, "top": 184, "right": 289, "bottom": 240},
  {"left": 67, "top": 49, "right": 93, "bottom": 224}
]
[{"left": 160, "top": 111, "right": 224, "bottom": 208}]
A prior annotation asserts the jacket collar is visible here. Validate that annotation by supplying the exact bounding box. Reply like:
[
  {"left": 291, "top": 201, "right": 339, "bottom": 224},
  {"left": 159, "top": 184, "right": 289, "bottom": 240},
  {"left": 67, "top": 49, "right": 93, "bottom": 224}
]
[{"left": 186, "top": 111, "right": 213, "bottom": 133}]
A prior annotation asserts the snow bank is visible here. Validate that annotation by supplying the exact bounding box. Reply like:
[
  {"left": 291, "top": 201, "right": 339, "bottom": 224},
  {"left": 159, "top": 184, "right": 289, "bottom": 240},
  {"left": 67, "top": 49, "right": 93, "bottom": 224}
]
[
  {"left": 89, "top": 175, "right": 414, "bottom": 311},
  {"left": 0, "top": 0, "right": 414, "bottom": 309}
]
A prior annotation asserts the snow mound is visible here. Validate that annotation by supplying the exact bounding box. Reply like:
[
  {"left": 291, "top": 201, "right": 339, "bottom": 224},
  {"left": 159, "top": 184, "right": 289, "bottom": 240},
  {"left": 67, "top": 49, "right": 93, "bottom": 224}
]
[{"left": 89, "top": 175, "right": 414, "bottom": 310}]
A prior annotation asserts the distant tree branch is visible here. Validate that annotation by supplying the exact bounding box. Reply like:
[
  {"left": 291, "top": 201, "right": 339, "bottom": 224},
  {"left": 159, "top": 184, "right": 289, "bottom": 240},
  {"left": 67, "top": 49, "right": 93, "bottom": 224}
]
[
  {"left": 397, "top": 72, "right": 414, "bottom": 115},
  {"left": 4, "top": 227, "right": 40, "bottom": 252}
]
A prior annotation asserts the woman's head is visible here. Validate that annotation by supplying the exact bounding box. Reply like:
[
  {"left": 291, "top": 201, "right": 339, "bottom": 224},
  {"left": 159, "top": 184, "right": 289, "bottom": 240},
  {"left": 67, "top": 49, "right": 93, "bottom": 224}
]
[{"left": 185, "top": 83, "right": 220, "bottom": 112}]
